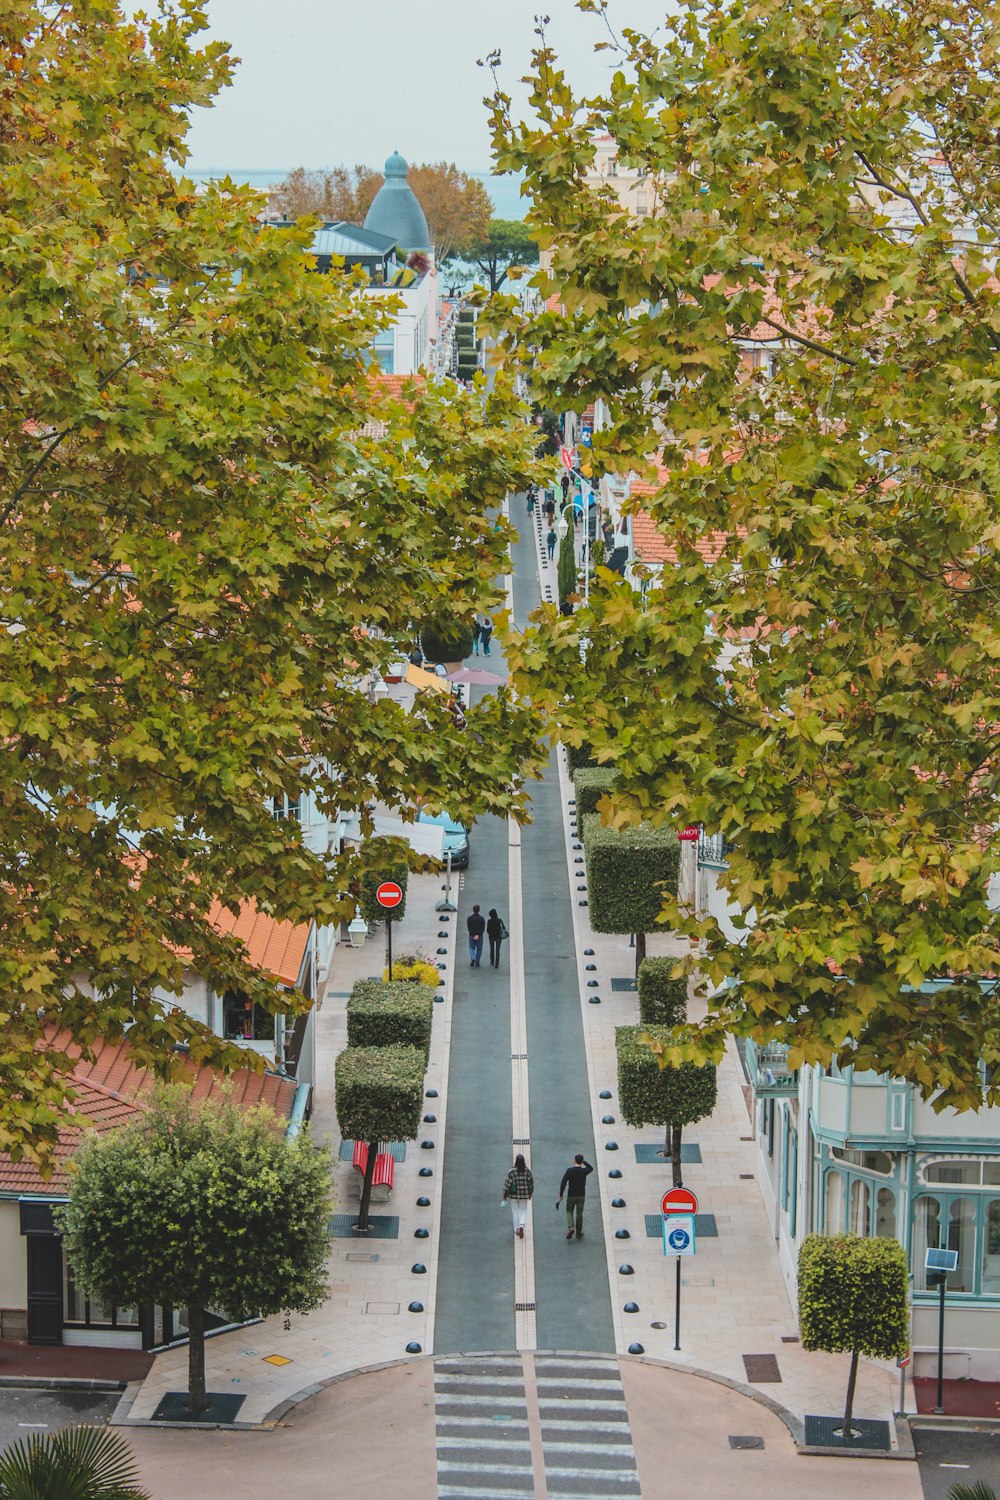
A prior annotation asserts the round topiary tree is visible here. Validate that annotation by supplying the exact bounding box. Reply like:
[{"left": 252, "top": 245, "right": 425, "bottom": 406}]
[
  {"left": 798, "top": 1233, "right": 909, "bottom": 1440},
  {"left": 616, "top": 1025, "right": 717, "bottom": 1187},
  {"left": 420, "top": 617, "right": 474, "bottom": 664}
]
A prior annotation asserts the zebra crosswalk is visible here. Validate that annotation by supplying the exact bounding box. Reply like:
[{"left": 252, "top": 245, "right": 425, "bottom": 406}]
[{"left": 433, "top": 1353, "right": 642, "bottom": 1499}]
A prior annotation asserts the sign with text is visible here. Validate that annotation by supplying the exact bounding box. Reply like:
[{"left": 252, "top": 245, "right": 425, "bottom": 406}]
[{"left": 662, "top": 1215, "right": 696, "bottom": 1257}]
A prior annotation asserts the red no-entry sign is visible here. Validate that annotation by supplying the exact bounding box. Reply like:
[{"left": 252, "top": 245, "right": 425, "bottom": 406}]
[
  {"left": 375, "top": 881, "right": 403, "bottom": 910},
  {"left": 661, "top": 1187, "right": 699, "bottom": 1217},
  {"left": 560, "top": 446, "right": 576, "bottom": 471},
  {"left": 677, "top": 826, "right": 699, "bottom": 842}
]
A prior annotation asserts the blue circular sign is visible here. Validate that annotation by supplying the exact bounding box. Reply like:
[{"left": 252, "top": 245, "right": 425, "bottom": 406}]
[{"left": 667, "top": 1226, "right": 691, "bottom": 1252}]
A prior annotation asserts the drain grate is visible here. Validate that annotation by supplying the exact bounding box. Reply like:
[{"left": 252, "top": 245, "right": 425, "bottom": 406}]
[
  {"left": 364, "top": 1301, "right": 400, "bottom": 1315},
  {"left": 610, "top": 977, "right": 638, "bottom": 992},
  {"left": 511, "top": 1053, "right": 528, "bottom": 1060},
  {"left": 512, "top": 1137, "right": 530, "bottom": 1145},
  {"left": 803, "top": 1415, "right": 890, "bottom": 1451},
  {"left": 739, "top": 1173, "right": 755, "bottom": 1179},
  {"left": 729, "top": 1435, "right": 765, "bottom": 1450},
  {"left": 345, "top": 1252, "right": 381, "bottom": 1262},
  {"left": 514, "top": 1302, "right": 536, "bottom": 1311},
  {"left": 646, "top": 1213, "right": 718, "bottom": 1238},
  {"left": 742, "top": 1353, "right": 781, "bottom": 1383},
  {"left": 781, "top": 1335, "right": 800, "bottom": 1344}
]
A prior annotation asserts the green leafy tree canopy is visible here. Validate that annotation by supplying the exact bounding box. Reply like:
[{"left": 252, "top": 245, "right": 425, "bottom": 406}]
[
  {"left": 461, "top": 219, "right": 539, "bottom": 294},
  {"left": 490, "top": 0, "right": 1000, "bottom": 1106},
  {"left": 1, "top": 0, "right": 543, "bottom": 1170}
]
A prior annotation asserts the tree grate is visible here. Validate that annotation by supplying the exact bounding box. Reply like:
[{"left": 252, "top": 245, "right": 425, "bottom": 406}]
[
  {"left": 646, "top": 1213, "right": 717, "bottom": 1238},
  {"left": 152, "top": 1392, "right": 245, "bottom": 1424},
  {"left": 610, "top": 977, "right": 638, "bottom": 992},
  {"left": 803, "top": 1415, "right": 890, "bottom": 1451},
  {"left": 635, "top": 1142, "right": 701, "bottom": 1164},
  {"left": 329, "top": 1214, "right": 399, "bottom": 1240}
]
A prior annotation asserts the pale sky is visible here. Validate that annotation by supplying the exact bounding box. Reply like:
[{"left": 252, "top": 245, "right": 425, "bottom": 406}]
[{"left": 183, "top": 0, "right": 671, "bottom": 174}]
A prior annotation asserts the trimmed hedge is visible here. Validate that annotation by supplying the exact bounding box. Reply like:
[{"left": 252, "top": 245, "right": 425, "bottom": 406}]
[
  {"left": 637, "top": 958, "right": 688, "bottom": 1027},
  {"left": 557, "top": 523, "right": 576, "bottom": 608},
  {"left": 421, "top": 618, "right": 474, "bottom": 664},
  {"left": 564, "top": 740, "right": 599, "bottom": 772},
  {"left": 359, "top": 840, "right": 409, "bottom": 924},
  {"left": 334, "top": 1045, "right": 425, "bottom": 1146},
  {"left": 347, "top": 980, "right": 434, "bottom": 1059},
  {"left": 573, "top": 767, "right": 618, "bottom": 816},
  {"left": 582, "top": 815, "right": 680, "bottom": 935},
  {"left": 798, "top": 1234, "right": 909, "bottom": 1361},
  {"left": 615, "top": 1026, "right": 717, "bottom": 1131}
]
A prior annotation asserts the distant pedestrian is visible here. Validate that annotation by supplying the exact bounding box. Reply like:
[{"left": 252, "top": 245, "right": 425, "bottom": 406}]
[
  {"left": 472, "top": 619, "right": 482, "bottom": 657},
  {"left": 561, "top": 472, "right": 570, "bottom": 502},
  {"left": 486, "top": 908, "right": 507, "bottom": 968},
  {"left": 543, "top": 495, "right": 555, "bottom": 523},
  {"left": 526, "top": 484, "right": 537, "bottom": 513},
  {"left": 467, "top": 904, "right": 486, "bottom": 968},
  {"left": 557, "top": 1153, "right": 594, "bottom": 1240},
  {"left": 502, "top": 1153, "right": 534, "bottom": 1239},
  {"left": 546, "top": 522, "right": 556, "bottom": 561},
  {"left": 408, "top": 643, "right": 424, "bottom": 667},
  {"left": 480, "top": 618, "right": 493, "bottom": 656}
]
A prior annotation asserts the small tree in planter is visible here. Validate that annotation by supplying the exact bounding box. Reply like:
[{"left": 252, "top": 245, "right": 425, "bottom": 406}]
[
  {"left": 335, "top": 1045, "right": 424, "bottom": 1231},
  {"left": 59, "top": 1086, "right": 332, "bottom": 1415},
  {"left": 616, "top": 1026, "right": 717, "bottom": 1187},
  {"left": 557, "top": 523, "right": 577, "bottom": 610},
  {"left": 573, "top": 766, "right": 617, "bottom": 816},
  {"left": 637, "top": 957, "right": 689, "bottom": 1027},
  {"left": 798, "top": 1234, "right": 909, "bottom": 1439},
  {"left": 347, "top": 979, "right": 434, "bottom": 1062},
  {"left": 583, "top": 815, "right": 681, "bottom": 973}
]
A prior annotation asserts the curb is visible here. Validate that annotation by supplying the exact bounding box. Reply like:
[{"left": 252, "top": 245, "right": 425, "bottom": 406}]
[
  {"left": 910, "top": 1413, "right": 1000, "bottom": 1433},
  {"left": 0, "top": 1375, "right": 127, "bottom": 1393}
]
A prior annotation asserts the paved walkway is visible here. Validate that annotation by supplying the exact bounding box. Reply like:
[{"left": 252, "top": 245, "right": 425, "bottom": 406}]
[{"left": 112, "top": 491, "right": 922, "bottom": 1495}]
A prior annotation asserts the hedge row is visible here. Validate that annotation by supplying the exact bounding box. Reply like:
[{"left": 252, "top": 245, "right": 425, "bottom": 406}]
[
  {"left": 564, "top": 740, "right": 598, "bottom": 772},
  {"left": 582, "top": 815, "right": 680, "bottom": 935},
  {"left": 637, "top": 958, "right": 688, "bottom": 1027},
  {"left": 572, "top": 766, "right": 617, "bottom": 816},
  {"left": 334, "top": 1045, "right": 425, "bottom": 1146},
  {"left": 347, "top": 980, "right": 434, "bottom": 1060},
  {"left": 615, "top": 1026, "right": 717, "bottom": 1130}
]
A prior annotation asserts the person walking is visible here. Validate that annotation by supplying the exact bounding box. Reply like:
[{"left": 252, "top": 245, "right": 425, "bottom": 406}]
[
  {"left": 526, "top": 484, "right": 537, "bottom": 514},
  {"left": 486, "top": 908, "right": 507, "bottom": 968},
  {"left": 546, "top": 521, "right": 556, "bottom": 562},
  {"left": 502, "top": 1153, "right": 534, "bottom": 1239},
  {"left": 480, "top": 617, "right": 493, "bottom": 657},
  {"left": 557, "top": 1153, "right": 594, "bottom": 1240},
  {"left": 543, "top": 494, "right": 556, "bottom": 524},
  {"left": 561, "top": 471, "right": 571, "bottom": 503},
  {"left": 472, "top": 618, "right": 482, "bottom": 657},
  {"left": 466, "top": 904, "right": 486, "bottom": 968}
]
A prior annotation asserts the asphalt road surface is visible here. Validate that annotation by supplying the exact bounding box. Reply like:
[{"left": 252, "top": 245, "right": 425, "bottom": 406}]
[
  {"left": 915, "top": 1425, "right": 1000, "bottom": 1498},
  {"left": 0, "top": 1386, "right": 119, "bottom": 1454}
]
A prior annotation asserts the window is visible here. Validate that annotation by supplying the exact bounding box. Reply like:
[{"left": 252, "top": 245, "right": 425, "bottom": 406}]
[
  {"left": 222, "top": 990, "right": 277, "bottom": 1043},
  {"left": 636, "top": 194, "right": 648, "bottom": 216},
  {"left": 924, "top": 1159, "right": 1000, "bottom": 1187},
  {"left": 373, "top": 329, "right": 394, "bottom": 373},
  {"left": 831, "top": 1147, "right": 893, "bottom": 1176},
  {"left": 983, "top": 1201, "right": 1000, "bottom": 1294},
  {"left": 825, "top": 1170, "right": 845, "bottom": 1233},
  {"left": 789, "top": 1128, "right": 798, "bottom": 1237},
  {"left": 63, "top": 1262, "right": 138, "bottom": 1329},
  {"left": 889, "top": 1091, "right": 906, "bottom": 1131},
  {"left": 766, "top": 1098, "right": 775, "bottom": 1157},
  {"left": 914, "top": 1193, "right": 980, "bottom": 1293},
  {"left": 849, "top": 1178, "right": 870, "bottom": 1236},
  {"left": 875, "top": 1186, "right": 897, "bottom": 1239},
  {"left": 270, "top": 791, "right": 302, "bottom": 821}
]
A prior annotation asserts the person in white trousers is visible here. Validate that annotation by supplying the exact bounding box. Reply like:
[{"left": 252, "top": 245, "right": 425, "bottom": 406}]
[{"left": 502, "top": 1154, "right": 534, "bottom": 1239}]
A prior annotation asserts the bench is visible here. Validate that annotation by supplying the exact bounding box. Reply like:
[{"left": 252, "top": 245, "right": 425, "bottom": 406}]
[{"left": 350, "top": 1141, "right": 394, "bottom": 1202}]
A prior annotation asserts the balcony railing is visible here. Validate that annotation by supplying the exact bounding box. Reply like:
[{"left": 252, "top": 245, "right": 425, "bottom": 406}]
[
  {"left": 745, "top": 1038, "right": 799, "bottom": 1097},
  {"left": 697, "top": 831, "right": 735, "bottom": 868}
]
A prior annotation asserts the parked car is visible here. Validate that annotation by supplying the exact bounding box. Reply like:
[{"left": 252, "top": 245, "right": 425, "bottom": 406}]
[{"left": 416, "top": 808, "right": 470, "bottom": 870}]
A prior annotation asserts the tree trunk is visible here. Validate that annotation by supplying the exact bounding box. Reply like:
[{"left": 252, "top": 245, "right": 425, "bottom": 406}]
[
  {"left": 670, "top": 1124, "right": 684, "bottom": 1188},
  {"left": 840, "top": 1346, "right": 860, "bottom": 1437},
  {"left": 187, "top": 1304, "right": 207, "bottom": 1413},
  {"left": 356, "top": 1138, "right": 378, "bottom": 1231},
  {"left": 634, "top": 930, "right": 646, "bottom": 978}
]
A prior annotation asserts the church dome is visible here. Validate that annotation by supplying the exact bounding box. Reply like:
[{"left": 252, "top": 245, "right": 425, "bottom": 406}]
[{"left": 363, "top": 150, "right": 431, "bottom": 254}]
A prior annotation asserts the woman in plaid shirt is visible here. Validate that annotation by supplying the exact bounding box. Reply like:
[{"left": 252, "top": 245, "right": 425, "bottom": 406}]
[{"left": 502, "top": 1154, "right": 534, "bottom": 1239}]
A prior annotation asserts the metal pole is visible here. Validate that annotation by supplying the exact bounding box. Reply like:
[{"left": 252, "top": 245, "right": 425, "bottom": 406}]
[
  {"left": 674, "top": 1256, "right": 682, "bottom": 1350},
  {"left": 435, "top": 850, "right": 457, "bottom": 913},
  {"left": 934, "top": 1276, "right": 946, "bottom": 1414},
  {"left": 584, "top": 480, "right": 591, "bottom": 602},
  {"left": 387, "top": 916, "right": 393, "bottom": 982},
  {"left": 898, "top": 1360, "right": 906, "bottom": 1418}
]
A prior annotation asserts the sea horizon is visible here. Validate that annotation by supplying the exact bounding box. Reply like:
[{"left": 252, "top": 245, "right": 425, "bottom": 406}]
[{"left": 181, "top": 167, "right": 527, "bottom": 220}]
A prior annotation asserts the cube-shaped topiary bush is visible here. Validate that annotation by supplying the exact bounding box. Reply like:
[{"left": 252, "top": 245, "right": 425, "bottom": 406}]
[
  {"left": 573, "top": 766, "right": 618, "bottom": 816},
  {"left": 637, "top": 957, "right": 688, "bottom": 1027},
  {"left": 359, "top": 840, "right": 409, "bottom": 924},
  {"left": 335, "top": 1044, "right": 425, "bottom": 1229},
  {"left": 582, "top": 815, "right": 680, "bottom": 935},
  {"left": 347, "top": 979, "right": 434, "bottom": 1060},
  {"left": 564, "top": 739, "right": 599, "bottom": 772}
]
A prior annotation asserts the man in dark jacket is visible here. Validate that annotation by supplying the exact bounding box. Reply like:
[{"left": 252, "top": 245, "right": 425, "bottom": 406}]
[
  {"left": 557, "top": 1153, "right": 594, "bottom": 1240},
  {"left": 466, "top": 904, "right": 486, "bottom": 968}
]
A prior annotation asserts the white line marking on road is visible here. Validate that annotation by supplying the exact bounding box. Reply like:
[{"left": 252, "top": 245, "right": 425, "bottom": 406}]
[{"left": 508, "top": 814, "right": 536, "bottom": 1350}]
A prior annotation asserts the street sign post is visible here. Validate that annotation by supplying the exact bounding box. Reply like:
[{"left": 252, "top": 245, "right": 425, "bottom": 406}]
[
  {"left": 375, "top": 881, "right": 404, "bottom": 978},
  {"left": 660, "top": 1204, "right": 698, "bottom": 1351},
  {"left": 677, "top": 826, "right": 699, "bottom": 843}
]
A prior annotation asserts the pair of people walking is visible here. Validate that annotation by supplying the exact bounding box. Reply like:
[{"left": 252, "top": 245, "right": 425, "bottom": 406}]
[
  {"left": 467, "top": 904, "right": 507, "bottom": 968},
  {"left": 472, "top": 616, "right": 493, "bottom": 656},
  {"left": 500, "top": 1152, "right": 594, "bottom": 1241}
]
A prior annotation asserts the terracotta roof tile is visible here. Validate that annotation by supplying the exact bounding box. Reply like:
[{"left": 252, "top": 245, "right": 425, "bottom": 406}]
[
  {"left": 630, "top": 511, "right": 730, "bottom": 566},
  {"left": 0, "top": 1028, "right": 298, "bottom": 1197},
  {"left": 206, "top": 899, "right": 310, "bottom": 987}
]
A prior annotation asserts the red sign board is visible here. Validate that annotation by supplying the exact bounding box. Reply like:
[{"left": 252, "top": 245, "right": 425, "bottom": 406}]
[
  {"left": 375, "top": 881, "right": 404, "bottom": 910},
  {"left": 560, "top": 446, "right": 575, "bottom": 471},
  {"left": 677, "top": 826, "right": 699, "bottom": 842},
  {"left": 661, "top": 1187, "right": 699, "bottom": 1217}
]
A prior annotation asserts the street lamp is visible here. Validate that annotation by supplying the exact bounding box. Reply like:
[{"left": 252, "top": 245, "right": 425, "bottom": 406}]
[{"left": 347, "top": 908, "right": 368, "bottom": 948}]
